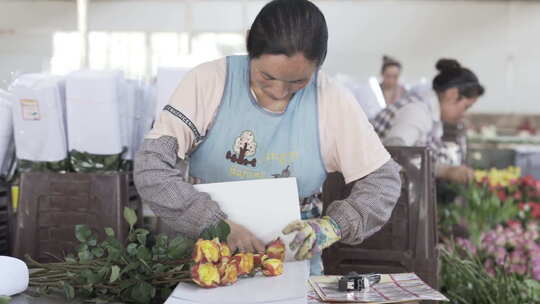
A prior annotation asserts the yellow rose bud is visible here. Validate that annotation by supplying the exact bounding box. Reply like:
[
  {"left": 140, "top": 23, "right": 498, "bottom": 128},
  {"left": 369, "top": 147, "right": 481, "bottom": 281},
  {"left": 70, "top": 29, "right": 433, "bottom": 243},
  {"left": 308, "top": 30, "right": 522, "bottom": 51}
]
[
  {"left": 217, "top": 257, "right": 230, "bottom": 276},
  {"left": 192, "top": 238, "right": 221, "bottom": 264},
  {"left": 220, "top": 261, "right": 238, "bottom": 286},
  {"left": 262, "top": 258, "right": 284, "bottom": 276},
  {"left": 253, "top": 253, "right": 268, "bottom": 268},
  {"left": 265, "top": 238, "right": 285, "bottom": 261},
  {"left": 220, "top": 242, "right": 232, "bottom": 259},
  {"left": 191, "top": 263, "right": 220, "bottom": 288},
  {"left": 232, "top": 253, "right": 254, "bottom": 276}
]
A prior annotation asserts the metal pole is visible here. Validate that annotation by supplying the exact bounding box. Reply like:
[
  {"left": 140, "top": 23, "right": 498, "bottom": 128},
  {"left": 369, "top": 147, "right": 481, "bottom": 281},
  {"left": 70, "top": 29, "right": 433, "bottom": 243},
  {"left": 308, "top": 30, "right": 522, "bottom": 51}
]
[{"left": 77, "top": 0, "right": 89, "bottom": 69}]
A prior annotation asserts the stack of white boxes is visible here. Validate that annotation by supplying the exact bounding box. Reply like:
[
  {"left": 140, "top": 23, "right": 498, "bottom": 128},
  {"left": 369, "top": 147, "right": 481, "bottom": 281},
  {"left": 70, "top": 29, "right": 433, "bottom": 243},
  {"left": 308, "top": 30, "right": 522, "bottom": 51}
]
[
  {"left": 9, "top": 74, "right": 68, "bottom": 163},
  {"left": 0, "top": 89, "right": 14, "bottom": 176}
]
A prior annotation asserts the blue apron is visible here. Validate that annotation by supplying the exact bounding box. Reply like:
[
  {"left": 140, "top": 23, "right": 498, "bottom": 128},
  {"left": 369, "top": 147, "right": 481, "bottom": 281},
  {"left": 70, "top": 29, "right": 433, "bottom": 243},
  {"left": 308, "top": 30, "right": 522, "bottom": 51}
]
[{"left": 189, "top": 55, "right": 327, "bottom": 274}]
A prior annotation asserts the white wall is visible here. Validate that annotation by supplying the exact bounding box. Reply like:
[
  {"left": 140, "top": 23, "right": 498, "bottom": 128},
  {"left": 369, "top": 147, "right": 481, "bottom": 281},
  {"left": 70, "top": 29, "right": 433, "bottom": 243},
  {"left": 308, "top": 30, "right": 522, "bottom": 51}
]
[
  {"left": 0, "top": 0, "right": 539, "bottom": 114},
  {"left": 0, "top": 1, "right": 76, "bottom": 86}
]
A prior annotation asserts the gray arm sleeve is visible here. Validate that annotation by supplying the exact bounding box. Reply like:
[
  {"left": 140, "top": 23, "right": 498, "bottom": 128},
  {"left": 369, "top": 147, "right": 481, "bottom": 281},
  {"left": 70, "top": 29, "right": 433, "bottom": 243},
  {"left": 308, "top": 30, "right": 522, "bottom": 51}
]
[
  {"left": 326, "top": 159, "right": 402, "bottom": 245},
  {"left": 134, "top": 136, "right": 227, "bottom": 239}
]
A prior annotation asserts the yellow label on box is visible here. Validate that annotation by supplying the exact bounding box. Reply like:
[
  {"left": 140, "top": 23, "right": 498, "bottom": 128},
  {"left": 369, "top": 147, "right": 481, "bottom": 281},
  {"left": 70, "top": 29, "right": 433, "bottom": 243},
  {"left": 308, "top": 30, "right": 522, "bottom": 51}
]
[{"left": 20, "top": 99, "right": 40, "bottom": 120}]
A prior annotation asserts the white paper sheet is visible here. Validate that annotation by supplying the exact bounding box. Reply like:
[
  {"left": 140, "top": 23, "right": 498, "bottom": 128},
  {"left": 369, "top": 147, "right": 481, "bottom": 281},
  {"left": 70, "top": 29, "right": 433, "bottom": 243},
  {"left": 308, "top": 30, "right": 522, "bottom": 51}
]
[
  {"left": 193, "top": 177, "right": 301, "bottom": 261},
  {"left": 166, "top": 261, "right": 308, "bottom": 304},
  {"left": 0, "top": 256, "right": 29, "bottom": 296}
]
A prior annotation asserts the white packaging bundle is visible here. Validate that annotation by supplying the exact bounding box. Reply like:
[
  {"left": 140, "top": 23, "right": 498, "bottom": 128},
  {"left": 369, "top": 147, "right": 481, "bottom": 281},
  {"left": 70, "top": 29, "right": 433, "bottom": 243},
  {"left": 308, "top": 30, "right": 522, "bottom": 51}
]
[
  {"left": 0, "top": 256, "right": 29, "bottom": 296},
  {"left": 155, "top": 67, "right": 188, "bottom": 120},
  {"left": 66, "top": 70, "right": 124, "bottom": 155},
  {"left": 9, "top": 74, "right": 68, "bottom": 162},
  {"left": 119, "top": 80, "right": 137, "bottom": 160},
  {"left": 133, "top": 83, "right": 156, "bottom": 153},
  {"left": 0, "top": 90, "right": 14, "bottom": 176}
]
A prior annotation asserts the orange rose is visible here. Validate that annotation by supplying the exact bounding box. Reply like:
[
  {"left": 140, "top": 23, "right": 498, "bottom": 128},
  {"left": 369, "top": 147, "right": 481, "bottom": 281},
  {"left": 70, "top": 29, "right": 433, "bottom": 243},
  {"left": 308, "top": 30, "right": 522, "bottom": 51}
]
[
  {"left": 265, "top": 238, "right": 285, "bottom": 261},
  {"left": 262, "top": 258, "right": 284, "bottom": 276},
  {"left": 232, "top": 253, "right": 254, "bottom": 276},
  {"left": 220, "top": 242, "right": 232, "bottom": 259},
  {"left": 253, "top": 253, "right": 268, "bottom": 269},
  {"left": 220, "top": 261, "right": 238, "bottom": 286},
  {"left": 191, "top": 263, "right": 220, "bottom": 288},
  {"left": 192, "top": 238, "right": 221, "bottom": 264}
]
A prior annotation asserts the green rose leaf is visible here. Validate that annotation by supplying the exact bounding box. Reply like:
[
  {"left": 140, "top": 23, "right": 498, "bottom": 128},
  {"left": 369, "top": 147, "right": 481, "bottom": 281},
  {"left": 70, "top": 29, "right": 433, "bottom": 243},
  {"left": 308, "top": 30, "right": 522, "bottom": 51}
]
[
  {"left": 123, "top": 207, "right": 138, "bottom": 229},
  {"left": 75, "top": 225, "right": 92, "bottom": 243},
  {"left": 167, "top": 236, "right": 194, "bottom": 259},
  {"left": 127, "top": 243, "right": 138, "bottom": 256},
  {"left": 78, "top": 250, "right": 93, "bottom": 262},
  {"left": 200, "top": 220, "right": 230, "bottom": 242},
  {"left": 130, "top": 282, "right": 155, "bottom": 304},
  {"left": 65, "top": 254, "right": 77, "bottom": 263},
  {"left": 91, "top": 247, "right": 105, "bottom": 258},
  {"left": 109, "top": 265, "right": 121, "bottom": 283},
  {"left": 136, "top": 247, "right": 152, "bottom": 261},
  {"left": 62, "top": 282, "right": 75, "bottom": 300},
  {"left": 0, "top": 296, "right": 12, "bottom": 304},
  {"left": 87, "top": 235, "right": 98, "bottom": 247},
  {"left": 104, "top": 227, "right": 115, "bottom": 237}
]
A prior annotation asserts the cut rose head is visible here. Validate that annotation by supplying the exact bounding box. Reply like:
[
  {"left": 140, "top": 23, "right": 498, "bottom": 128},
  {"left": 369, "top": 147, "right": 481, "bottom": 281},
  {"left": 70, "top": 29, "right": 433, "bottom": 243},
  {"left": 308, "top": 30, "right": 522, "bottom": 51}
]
[
  {"left": 232, "top": 253, "right": 254, "bottom": 276},
  {"left": 217, "top": 257, "right": 230, "bottom": 277},
  {"left": 253, "top": 253, "right": 268, "bottom": 268},
  {"left": 191, "top": 263, "right": 220, "bottom": 288},
  {"left": 220, "top": 261, "right": 238, "bottom": 286},
  {"left": 193, "top": 238, "right": 221, "bottom": 264},
  {"left": 265, "top": 238, "right": 285, "bottom": 261},
  {"left": 262, "top": 258, "right": 284, "bottom": 276},
  {"left": 220, "top": 242, "right": 232, "bottom": 259}
]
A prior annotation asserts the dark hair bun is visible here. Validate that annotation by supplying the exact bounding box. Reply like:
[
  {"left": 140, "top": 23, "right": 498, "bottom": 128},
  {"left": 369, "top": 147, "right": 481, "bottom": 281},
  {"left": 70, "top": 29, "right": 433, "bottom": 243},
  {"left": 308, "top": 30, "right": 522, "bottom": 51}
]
[
  {"left": 383, "top": 55, "right": 398, "bottom": 64},
  {"left": 381, "top": 55, "right": 401, "bottom": 72},
  {"left": 436, "top": 59, "right": 461, "bottom": 72}
]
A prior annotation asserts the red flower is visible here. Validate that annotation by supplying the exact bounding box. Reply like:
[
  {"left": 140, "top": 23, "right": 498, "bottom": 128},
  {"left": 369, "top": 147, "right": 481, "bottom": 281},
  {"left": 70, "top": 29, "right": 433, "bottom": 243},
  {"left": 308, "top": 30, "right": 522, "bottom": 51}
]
[
  {"left": 522, "top": 176, "right": 536, "bottom": 188},
  {"left": 507, "top": 220, "right": 521, "bottom": 229},
  {"left": 529, "top": 202, "right": 540, "bottom": 218},
  {"left": 497, "top": 190, "right": 507, "bottom": 202}
]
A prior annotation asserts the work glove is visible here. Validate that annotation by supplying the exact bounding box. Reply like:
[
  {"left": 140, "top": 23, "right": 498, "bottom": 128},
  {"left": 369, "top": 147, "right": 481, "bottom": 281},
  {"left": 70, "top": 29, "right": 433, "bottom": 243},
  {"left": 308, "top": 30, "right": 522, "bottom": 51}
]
[{"left": 282, "top": 216, "right": 341, "bottom": 260}]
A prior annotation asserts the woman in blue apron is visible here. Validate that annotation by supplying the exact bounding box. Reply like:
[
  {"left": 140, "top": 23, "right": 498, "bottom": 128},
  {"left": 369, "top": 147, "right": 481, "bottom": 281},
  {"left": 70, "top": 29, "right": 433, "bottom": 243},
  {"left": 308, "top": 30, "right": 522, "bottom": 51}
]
[{"left": 135, "top": 0, "right": 401, "bottom": 275}]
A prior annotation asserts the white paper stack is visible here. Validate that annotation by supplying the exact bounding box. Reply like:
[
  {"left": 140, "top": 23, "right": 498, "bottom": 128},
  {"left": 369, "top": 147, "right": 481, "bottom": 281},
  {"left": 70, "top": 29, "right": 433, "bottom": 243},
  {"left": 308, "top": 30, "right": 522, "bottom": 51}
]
[
  {"left": 120, "top": 80, "right": 137, "bottom": 160},
  {"left": 0, "top": 90, "right": 14, "bottom": 176},
  {"left": 155, "top": 67, "right": 189, "bottom": 119},
  {"left": 65, "top": 70, "right": 124, "bottom": 155},
  {"left": 9, "top": 74, "right": 68, "bottom": 162},
  {"left": 132, "top": 83, "right": 156, "bottom": 154}
]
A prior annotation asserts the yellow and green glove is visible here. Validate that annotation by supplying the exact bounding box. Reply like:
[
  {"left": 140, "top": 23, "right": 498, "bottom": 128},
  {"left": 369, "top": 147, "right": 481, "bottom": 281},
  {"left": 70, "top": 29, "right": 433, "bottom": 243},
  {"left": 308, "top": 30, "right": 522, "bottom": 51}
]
[{"left": 282, "top": 216, "right": 341, "bottom": 260}]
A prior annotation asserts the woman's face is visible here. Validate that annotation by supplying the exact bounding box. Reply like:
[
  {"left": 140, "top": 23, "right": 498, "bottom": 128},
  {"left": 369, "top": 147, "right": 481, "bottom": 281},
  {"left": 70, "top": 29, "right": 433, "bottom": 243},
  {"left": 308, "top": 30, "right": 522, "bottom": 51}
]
[
  {"left": 382, "top": 65, "right": 401, "bottom": 88},
  {"left": 440, "top": 88, "right": 478, "bottom": 123},
  {"left": 250, "top": 53, "right": 317, "bottom": 102}
]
